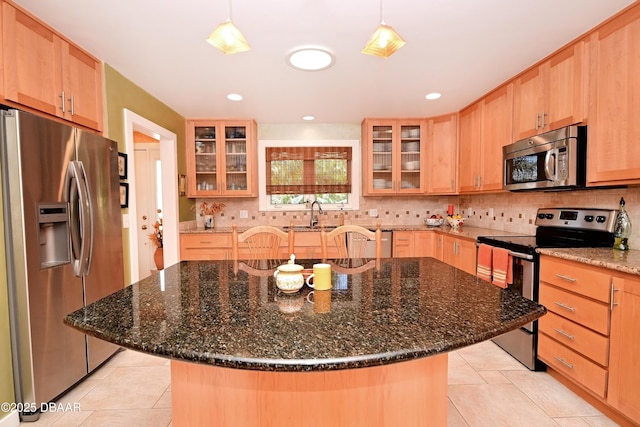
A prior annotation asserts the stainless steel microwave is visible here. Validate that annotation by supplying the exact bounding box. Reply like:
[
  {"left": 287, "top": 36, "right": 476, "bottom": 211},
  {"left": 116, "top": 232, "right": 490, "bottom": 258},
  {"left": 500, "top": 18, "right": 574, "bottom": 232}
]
[{"left": 503, "top": 125, "right": 586, "bottom": 191}]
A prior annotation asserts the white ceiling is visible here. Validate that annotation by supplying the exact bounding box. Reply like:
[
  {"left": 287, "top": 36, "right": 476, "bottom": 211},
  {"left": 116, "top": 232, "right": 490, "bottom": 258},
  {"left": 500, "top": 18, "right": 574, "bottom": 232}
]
[{"left": 14, "top": 0, "right": 635, "bottom": 124}]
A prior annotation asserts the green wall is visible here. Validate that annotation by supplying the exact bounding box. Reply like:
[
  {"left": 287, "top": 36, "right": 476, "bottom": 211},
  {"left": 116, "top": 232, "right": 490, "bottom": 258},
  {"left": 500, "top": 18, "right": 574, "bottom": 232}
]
[{"left": 103, "top": 64, "right": 192, "bottom": 284}]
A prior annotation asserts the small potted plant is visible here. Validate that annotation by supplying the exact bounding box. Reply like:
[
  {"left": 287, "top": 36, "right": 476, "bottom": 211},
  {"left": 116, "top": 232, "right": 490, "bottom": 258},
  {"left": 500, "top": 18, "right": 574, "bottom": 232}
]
[
  {"left": 148, "top": 209, "right": 164, "bottom": 269},
  {"left": 194, "top": 201, "right": 226, "bottom": 229}
]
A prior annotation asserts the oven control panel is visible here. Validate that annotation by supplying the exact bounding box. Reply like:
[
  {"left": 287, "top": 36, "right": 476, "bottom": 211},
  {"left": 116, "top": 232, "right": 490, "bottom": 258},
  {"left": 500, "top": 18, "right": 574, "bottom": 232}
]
[{"left": 535, "top": 208, "right": 616, "bottom": 232}]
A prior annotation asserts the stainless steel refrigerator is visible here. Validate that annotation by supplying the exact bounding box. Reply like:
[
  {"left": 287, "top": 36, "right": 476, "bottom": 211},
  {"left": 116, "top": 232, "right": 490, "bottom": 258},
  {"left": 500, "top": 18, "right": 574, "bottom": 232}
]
[{"left": 1, "top": 109, "right": 124, "bottom": 420}]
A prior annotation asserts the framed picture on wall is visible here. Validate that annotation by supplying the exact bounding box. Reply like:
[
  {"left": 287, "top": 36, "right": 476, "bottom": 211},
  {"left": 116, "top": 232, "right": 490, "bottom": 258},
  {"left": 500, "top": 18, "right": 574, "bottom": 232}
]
[
  {"left": 120, "top": 183, "right": 129, "bottom": 208},
  {"left": 118, "top": 152, "right": 128, "bottom": 180}
]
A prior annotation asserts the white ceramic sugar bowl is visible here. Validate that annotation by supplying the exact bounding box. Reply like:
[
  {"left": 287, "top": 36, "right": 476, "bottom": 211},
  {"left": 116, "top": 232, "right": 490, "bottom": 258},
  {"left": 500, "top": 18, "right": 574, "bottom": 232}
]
[{"left": 273, "top": 255, "right": 304, "bottom": 294}]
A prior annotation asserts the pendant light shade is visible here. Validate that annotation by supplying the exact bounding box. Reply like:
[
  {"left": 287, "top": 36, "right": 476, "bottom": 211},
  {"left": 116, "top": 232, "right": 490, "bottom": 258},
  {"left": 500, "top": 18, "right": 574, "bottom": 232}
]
[
  {"left": 206, "top": 0, "right": 250, "bottom": 55},
  {"left": 362, "top": 23, "right": 405, "bottom": 57},
  {"left": 362, "top": 0, "right": 405, "bottom": 58}
]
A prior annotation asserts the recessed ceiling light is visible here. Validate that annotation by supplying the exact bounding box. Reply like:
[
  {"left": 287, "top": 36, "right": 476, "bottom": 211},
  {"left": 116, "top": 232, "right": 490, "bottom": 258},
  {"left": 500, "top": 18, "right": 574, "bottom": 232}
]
[
  {"left": 227, "top": 93, "right": 243, "bottom": 101},
  {"left": 287, "top": 48, "right": 335, "bottom": 71},
  {"left": 425, "top": 92, "right": 442, "bottom": 100},
  {"left": 302, "top": 115, "right": 315, "bottom": 121}
]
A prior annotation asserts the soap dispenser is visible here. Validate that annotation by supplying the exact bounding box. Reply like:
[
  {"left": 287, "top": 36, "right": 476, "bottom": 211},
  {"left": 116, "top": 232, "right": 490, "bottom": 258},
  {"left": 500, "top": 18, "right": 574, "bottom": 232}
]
[{"left": 613, "top": 197, "right": 632, "bottom": 251}]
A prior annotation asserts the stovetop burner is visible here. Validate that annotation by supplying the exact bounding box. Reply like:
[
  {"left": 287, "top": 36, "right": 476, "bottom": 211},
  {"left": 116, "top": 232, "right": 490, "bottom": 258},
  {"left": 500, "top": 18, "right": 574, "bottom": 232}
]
[{"left": 478, "top": 207, "right": 616, "bottom": 253}]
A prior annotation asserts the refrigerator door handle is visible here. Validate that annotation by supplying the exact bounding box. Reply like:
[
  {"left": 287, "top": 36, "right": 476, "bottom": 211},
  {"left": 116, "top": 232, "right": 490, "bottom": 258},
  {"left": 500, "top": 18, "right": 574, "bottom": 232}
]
[{"left": 66, "top": 161, "right": 94, "bottom": 276}]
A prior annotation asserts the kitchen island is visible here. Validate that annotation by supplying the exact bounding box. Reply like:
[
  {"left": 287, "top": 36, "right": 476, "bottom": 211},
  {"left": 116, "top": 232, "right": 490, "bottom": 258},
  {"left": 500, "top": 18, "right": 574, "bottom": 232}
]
[{"left": 64, "top": 257, "right": 545, "bottom": 426}]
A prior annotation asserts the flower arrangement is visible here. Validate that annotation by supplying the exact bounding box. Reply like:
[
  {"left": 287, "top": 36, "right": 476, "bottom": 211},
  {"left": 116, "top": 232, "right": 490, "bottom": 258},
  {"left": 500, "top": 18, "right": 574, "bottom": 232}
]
[
  {"left": 148, "top": 209, "right": 163, "bottom": 248},
  {"left": 194, "top": 201, "right": 226, "bottom": 217}
]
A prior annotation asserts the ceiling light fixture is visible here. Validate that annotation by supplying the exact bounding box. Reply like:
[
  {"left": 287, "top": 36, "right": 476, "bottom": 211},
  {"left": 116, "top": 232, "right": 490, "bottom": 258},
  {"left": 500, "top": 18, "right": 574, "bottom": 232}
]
[
  {"left": 206, "top": 0, "right": 250, "bottom": 55},
  {"left": 287, "top": 48, "right": 335, "bottom": 71},
  {"left": 425, "top": 92, "right": 442, "bottom": 100},
  {"left": 362, "top": 0, "right": 405, "bottom": 58},
  {"left": 302, "top": 115, "right": 315, "bottom": 121},
  {"left": 227, "top": 93, "right": 243, "bottom": 101}
]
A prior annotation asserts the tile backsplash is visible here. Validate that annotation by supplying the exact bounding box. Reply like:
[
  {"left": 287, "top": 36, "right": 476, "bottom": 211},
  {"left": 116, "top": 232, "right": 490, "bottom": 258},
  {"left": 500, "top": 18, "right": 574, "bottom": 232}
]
[{"left": 189, "top": 186, "right": 640, "bottom": 250}]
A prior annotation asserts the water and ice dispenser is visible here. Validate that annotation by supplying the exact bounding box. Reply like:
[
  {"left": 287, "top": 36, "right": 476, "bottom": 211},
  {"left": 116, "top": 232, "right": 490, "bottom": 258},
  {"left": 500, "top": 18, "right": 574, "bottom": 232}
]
[{"left": 38, "top": 203, "right": 71, "bottom": 268}]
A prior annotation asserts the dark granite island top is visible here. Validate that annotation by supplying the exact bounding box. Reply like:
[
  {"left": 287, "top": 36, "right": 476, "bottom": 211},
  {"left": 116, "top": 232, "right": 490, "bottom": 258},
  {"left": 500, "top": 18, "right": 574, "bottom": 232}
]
[
  {"left": 64, "top": 257, "right": 545, "bottom": 426},
  {"left": 64, "top": 257, "right": 545, "bottom": 372}
]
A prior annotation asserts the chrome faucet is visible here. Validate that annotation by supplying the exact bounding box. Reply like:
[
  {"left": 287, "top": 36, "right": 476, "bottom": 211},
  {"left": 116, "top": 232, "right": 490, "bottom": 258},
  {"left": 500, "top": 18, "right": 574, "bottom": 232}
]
[{"left": 310, "top": 200, "right": 323, "bottom": 228}]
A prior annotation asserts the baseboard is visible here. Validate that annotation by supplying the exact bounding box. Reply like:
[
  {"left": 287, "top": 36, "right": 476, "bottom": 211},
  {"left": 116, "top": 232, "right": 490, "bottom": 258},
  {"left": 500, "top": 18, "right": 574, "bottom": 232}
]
[
  {"left": 0, "top": 411, "right": 20, "bottom": 427},
  {"left": 546, "top": 368, "right": 637, "bottom": 427}
]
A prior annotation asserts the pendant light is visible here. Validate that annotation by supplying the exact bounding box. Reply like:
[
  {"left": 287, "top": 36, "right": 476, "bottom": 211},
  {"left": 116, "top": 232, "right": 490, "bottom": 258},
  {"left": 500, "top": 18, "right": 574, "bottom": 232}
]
[
  {"left": 206, "top": 0, "right": 251, "bottom": 54},
  {"left": 362, "top": 0, "right": 405, "bottom": 58}
]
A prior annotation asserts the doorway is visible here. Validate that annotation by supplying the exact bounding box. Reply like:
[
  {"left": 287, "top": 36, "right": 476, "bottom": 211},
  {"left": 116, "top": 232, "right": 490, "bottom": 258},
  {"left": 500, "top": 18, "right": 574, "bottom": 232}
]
[
  {"left": 134, "top": 140, "right": 161, "bottom": 279},
  {"left": 123, "top": 109, "right": 179, "bottom": 284}
]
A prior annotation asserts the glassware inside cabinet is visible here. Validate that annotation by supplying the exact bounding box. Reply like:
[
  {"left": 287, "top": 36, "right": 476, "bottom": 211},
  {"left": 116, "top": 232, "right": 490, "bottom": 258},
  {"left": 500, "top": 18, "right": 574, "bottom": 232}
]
[
  {"left": 195, "top": 126, "right": 217, "bottom": 191},
  {"left": 400, "top": 125, "right": 421, "bottom": 190},
  {"left": 225, "top": 126, "right": 248, "bottom": 191},
  {"left": 372, "top": 125, "right": 393, "bottom": 190}
]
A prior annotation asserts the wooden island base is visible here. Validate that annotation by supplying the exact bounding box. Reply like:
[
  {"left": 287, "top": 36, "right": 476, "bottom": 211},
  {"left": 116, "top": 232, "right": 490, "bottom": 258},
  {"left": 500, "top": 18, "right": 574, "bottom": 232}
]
[{"left": 171, "top": 354, "right": 448, "bottom": 427}]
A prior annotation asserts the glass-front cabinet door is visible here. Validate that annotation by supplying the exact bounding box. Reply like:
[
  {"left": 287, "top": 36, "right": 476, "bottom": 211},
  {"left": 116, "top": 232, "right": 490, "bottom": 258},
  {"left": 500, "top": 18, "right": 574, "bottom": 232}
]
[
  {"left": 186, "top": 119, "right": 257, "bottom": 197},
  {"left": 362, "top": 119, "right": 425, "bottom": 195}
]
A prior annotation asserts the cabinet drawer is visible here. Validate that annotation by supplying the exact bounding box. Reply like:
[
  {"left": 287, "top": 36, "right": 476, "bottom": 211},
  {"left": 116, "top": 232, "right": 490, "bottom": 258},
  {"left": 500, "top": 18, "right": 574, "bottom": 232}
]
[
  {"left": 540, "top": 256, "right": 611, "bottom": 303},
  {"left": 539, "top": 311, "right": 609, "bottom": 366},
  {"left": 180, "top": 233, "right": 231, "bottom": 260},
  {"left": 539, "top": 333, "right": 608, "bottom": 398},
  {"left": 539, "top": 283, "right": 610, "bottom": 335},
  {"left": 292, "top": 232, "right": 322, "bottom": 259}
]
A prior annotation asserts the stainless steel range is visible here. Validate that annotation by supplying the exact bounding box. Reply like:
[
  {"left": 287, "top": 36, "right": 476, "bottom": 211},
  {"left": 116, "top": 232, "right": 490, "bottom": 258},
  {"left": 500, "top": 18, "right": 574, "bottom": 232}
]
[{"left": 477, "top": 207, "right": 616, "bottom": 370}]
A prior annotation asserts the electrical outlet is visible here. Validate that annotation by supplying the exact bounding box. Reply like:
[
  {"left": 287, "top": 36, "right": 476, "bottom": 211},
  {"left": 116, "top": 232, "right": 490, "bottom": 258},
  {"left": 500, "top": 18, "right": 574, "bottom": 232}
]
[
  {"left": 489, "top": 208, "right": 494, "bottom": 218},
  {"left": 239, "top": 210, "right": 248, "bottom": 219},
  {"left": 369, "top": 208, "right": 378, "bottom": 217},
  {"left": 467, "top": 207, "right": 473, "bottom": 217}
]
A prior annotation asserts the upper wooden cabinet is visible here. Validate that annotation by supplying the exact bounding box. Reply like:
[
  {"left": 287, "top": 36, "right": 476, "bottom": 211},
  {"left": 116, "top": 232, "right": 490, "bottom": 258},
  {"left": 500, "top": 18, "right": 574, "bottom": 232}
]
[
  {"left": 512, "top": 41, "right": 586, "bottom": 140},
  {"left": 186, "top": 119, "right": 258, "bottom": 197},
  {"left": 587, "top": 3, "right": 640, "bottom": 187},
  {"left": 361, "top": 119, "right": 426, "bottom": 196},
  {"left": 426, "top": 113, "right": 458, "bottom": 194},
  {"left": 458, "top": 102, "right": 482, "bottom": 193},
  {"left": 459, "top": 85, "right": 512, "bottom": 194},
  {"left": 2, "top": 1, "right": 103, "bottom": 131}
]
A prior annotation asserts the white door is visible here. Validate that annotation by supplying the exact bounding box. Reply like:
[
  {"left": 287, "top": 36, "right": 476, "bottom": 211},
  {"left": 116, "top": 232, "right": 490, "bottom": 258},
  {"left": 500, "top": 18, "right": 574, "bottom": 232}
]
[{"left": 135, "top": 144, "right": 162, "bottom": 279}]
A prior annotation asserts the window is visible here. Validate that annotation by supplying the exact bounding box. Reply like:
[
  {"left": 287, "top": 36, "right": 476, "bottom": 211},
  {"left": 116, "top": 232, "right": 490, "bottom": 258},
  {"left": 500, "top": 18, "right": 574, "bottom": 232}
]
[{"left": 259, "top": 140, "right": 360, "bottom": 211}]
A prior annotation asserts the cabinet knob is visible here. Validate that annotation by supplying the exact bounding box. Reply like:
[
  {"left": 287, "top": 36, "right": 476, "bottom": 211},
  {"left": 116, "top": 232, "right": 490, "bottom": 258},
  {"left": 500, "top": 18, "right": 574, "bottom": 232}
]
[{"left": 141, "top": 225, "right": 148, "bottom": 230}]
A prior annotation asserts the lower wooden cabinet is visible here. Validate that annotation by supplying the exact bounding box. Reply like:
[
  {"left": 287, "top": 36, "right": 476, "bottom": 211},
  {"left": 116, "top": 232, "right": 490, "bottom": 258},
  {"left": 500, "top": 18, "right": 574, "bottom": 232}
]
[
  {"left": 539, "top": 255, "right": 640, "bottom": 425},
  {"left": 539, "top": 256, "right": 611, "bottom": 398},
  {"left": 393, "top": 231, "right": 436, "bottom": 258},
  {"left": 180, "top": 233, "right": 232, "bottom": 260},
  {"left": 292, "top": 232, "right": 323, "bottom": 260},
  {"left": 393, "top": 231, "right": 414, "bottom": 257},
  {"left": 181, "top": 231, "right": 330, "bottom": 262},
  {"left": 608, "top": 275, "right": 640, "bottom": 423},
  {"left": 442, "top": 235, "right": 476, "bottom": 275}
]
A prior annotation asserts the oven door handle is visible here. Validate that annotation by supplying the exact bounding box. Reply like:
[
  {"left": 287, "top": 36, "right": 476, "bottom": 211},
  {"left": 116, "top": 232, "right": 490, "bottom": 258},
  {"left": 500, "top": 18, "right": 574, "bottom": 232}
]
[{"left": 476, "top": 243, "right": 534, "bottom": 260}]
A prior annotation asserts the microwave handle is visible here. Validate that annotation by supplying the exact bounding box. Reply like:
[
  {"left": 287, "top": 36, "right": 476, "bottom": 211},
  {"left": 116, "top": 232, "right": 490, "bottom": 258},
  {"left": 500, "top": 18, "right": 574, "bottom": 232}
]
[{"left": 544, "top": 149, "right": 556, "bottom": 181}]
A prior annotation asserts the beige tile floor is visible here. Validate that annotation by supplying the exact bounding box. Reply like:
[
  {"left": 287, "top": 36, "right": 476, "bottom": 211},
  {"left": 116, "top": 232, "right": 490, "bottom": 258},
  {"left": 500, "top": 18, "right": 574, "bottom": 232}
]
[{"left": 20, "top": 340, "right": 619, "bottom": 427}]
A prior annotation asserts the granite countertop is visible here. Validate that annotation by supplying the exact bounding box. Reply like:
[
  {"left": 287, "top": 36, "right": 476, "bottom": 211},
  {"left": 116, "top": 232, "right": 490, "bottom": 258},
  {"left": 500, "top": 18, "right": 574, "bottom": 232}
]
[
  {"left": 64, "top": 257, "right": 545, "bottom": 372},
  {"left": 537, "top": 247, "right": 640, "bottom": 276}
]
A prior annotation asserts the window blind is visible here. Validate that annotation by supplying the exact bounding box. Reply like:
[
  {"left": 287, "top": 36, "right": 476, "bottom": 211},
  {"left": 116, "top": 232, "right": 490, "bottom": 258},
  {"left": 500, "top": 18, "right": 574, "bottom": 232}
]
[{"left": 266, "top": 146, "right": 352, "bottom": 195}]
